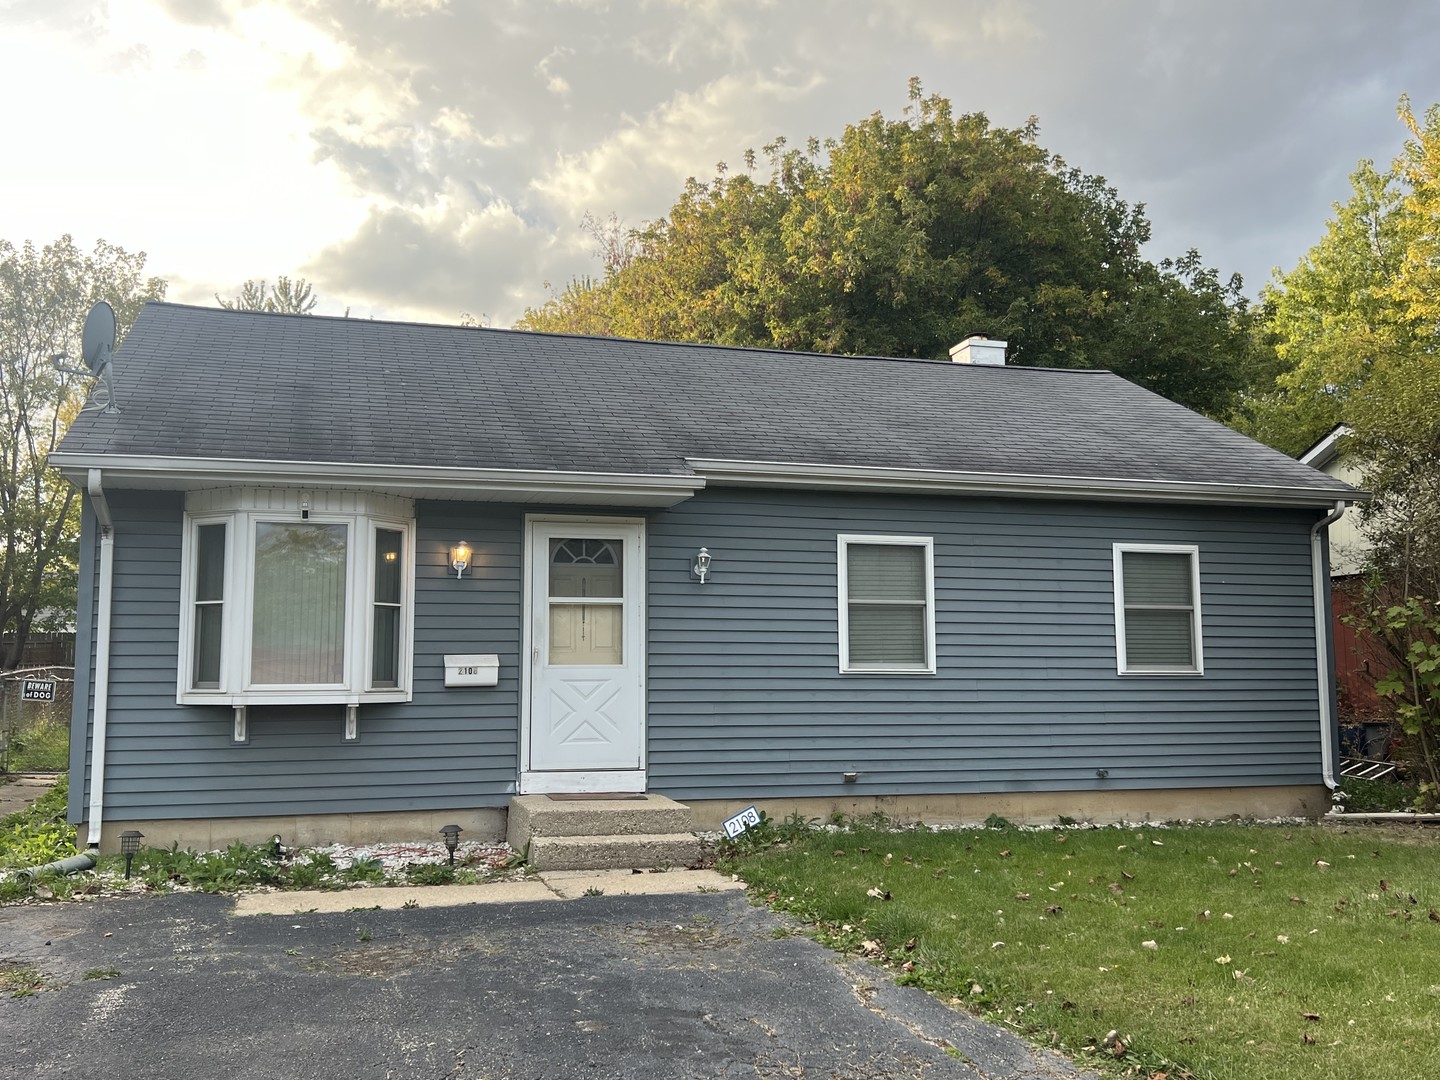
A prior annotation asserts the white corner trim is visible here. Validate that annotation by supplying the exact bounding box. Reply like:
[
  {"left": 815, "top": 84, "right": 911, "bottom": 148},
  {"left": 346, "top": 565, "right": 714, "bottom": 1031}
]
[{"left": 687, "top": 458, "right": 1359, "bottom": 508}]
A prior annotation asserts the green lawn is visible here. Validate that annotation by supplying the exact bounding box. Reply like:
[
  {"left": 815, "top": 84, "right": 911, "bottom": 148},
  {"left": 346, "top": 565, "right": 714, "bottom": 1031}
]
[{"left": 724, "top": 820, "right": 1440, "bottom": 1080}]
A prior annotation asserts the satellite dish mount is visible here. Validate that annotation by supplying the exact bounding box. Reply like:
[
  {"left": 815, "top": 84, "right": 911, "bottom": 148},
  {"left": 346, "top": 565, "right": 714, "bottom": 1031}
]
[{"left": 53, "top": 301, "right": 120, "bottom": 415}]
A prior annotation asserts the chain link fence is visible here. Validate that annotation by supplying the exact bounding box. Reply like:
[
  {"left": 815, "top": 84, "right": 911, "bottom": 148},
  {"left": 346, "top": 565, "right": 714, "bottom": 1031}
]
[{"left": 0, "top": 667, "right": 74, "bottom": 773}]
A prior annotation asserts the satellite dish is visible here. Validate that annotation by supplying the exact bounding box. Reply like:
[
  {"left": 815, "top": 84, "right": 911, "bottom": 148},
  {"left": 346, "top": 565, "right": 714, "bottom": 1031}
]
[
  {"left": 81, "top": 300, "right": 117, "bottom": 373},
  {"left": 52, "top": 301, "right": 121, "bottom": 414}
]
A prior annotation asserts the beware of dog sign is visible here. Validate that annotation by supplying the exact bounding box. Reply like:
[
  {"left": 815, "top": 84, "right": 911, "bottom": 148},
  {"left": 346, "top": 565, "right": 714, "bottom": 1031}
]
[{"left": 21, "top": 678, "right": 57, "bottom": 702}]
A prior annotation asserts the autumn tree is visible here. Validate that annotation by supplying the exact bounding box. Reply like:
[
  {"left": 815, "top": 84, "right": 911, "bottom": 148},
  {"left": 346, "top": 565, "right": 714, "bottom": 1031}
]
[
  {"left": 0, "top": 236, "right": 167, "bottom": 668},
  {"left": 521, "top": 81, "right": 1257, "bottom": 416},
  {"left": 216, "top": 275, "right": 318, "bottom": 314}
]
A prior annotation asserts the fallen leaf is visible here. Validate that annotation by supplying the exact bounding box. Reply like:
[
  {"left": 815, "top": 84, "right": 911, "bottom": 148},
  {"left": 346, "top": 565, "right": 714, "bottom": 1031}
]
[
  {"left": 1301, "top": 1012, "right": 1321, "bottom": 1021},
  {"left": 991, "top": 941, "right": 1005, "bottom": 949},
  {"left": 1429, "top": 910, "right": 1440, "bottom": 922},
  {"left": 1215, "top": 955, "right": 1232, "bottom": 964},
  {"left": 999, "top": 849, "right": 1012, "bottom": 858},
  {"left": 1196, "top": 910, "right": 1211, "bottom": 921},
  {"left": 1314, "top": 860, "right": 1330, "bottom": 868},
  {"left": 866, "top": 887, "right": 892, "bottom": 901},
  {"left": 903, "top": 937, "right": 917, "bottom": 951},
  {"left": 884, "top": 853, "right": 893, "bottom": 864},
  {"left": 832, "top": 849, "right": 846, "bottom": 857},
  {"left": 1380, "top": 879, "right": 1390, "bottom": 891},
  {"left": 1044, "top": 904, "right": 1063, "bottom": 915},
  {"left": 1142, "top": 940, "right": 1158, "bottom": 950},
  {"left": 1229, "top": 869, "right": 1238, "bottom": 877},
  {"left": 1152, "top": 840, "right": 1164, "bottom": 846},
  {"left": 861, "top": 939, "right": 883, "bottom": 956},
  {"left": 970, "top": 983, "right": 984, "bottom": 995},
  {"left": 1222, "top": 912, "right": 1233, "bottom": 919},
  {"left": 1122, "top": 870, "right": 1135, "bottom": 881},
  {"left": 901, "top": 960, "right": 916, "bottom": 973},
  {"left": 1301, "top": 1032, "right": 1315, "bottom": 1045},
  {"left": 1277, "top": 935, "right": 1290, "bottom": 944},
  {"left": 1233, "top": 969, "right": 1254, "bottom": 983},
  {"left": 1014, "top": 892, "right": 1031, "bottom": 901},
  {"left": 1290, "top": 896, "right": 1307, "bottom": 905}
]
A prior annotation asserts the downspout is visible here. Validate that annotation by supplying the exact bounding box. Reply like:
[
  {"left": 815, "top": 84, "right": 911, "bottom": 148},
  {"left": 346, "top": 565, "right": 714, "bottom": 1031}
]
[
  {"left": 85, "top": 468, "right": 115, "bottom": 850},
  {"left": 1311, "top": 500, "right": 1347, "bottom": 790}
]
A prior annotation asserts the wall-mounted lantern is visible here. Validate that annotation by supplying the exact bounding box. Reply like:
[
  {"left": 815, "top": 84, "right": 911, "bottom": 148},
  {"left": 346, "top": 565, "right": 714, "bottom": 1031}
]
[
  {"left": 693, "top": 547, "right": 712, "bottom": 584},
  {"left": 450, "top": 541, "right": 472, "bottom": 579}
]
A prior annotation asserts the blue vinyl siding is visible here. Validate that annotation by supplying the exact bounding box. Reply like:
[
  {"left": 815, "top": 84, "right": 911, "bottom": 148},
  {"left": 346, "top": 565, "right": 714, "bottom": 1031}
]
[
  {"left": 72, "top": 486, "right": 1326, "bottom": 823},
  {"left": 72, "top": 493, "right": 524, "bottom": 822},
  {"left": 644, "top": 489, "right": 1323, "bottom": 801}
]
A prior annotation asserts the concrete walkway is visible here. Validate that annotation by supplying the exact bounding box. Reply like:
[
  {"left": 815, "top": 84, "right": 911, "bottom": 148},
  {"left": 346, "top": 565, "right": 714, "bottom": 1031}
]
[
  {"left": 0, "top": 773, "right": 58, "bottom": 819},
  {"left": 231, "top": 867, "right": 745, "bottom": 914}
]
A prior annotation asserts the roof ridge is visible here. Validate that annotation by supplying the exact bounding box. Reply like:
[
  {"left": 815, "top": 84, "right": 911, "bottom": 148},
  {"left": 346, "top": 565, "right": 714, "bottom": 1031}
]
[{"left": 141, "top": 301, "right": 1114, "bottom": 376}]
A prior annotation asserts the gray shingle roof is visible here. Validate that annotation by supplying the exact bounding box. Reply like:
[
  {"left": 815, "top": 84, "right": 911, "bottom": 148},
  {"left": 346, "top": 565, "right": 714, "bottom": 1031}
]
[{"left": 56, "top": 302, "right": 1352, "bottom": 498}]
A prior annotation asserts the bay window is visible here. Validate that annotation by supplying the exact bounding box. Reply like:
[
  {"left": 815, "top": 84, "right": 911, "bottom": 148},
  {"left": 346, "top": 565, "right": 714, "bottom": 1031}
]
[{"left": 178, "top": 490, "right": 415, "bottom": 704}]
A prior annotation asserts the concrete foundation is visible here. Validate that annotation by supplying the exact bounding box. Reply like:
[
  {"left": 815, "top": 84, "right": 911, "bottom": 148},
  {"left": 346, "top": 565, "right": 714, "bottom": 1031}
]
[
  {"left": 76, "top": 807, "right": 508, "bottom": 854},
  {"left": 75, "top": 784, "right": 1329, "bottom": 855},
  {"left": 682, "top": 784, "right": 1331, "bottom": 831}
]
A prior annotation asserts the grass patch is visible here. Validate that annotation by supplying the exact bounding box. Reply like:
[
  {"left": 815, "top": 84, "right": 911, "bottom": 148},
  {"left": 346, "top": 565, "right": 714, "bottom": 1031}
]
[
  {"left": 0, "top": 963, "right": 57, "bottom": 997},
  {"left": 5, "top": 715, "right": 69, "bottom": 771},
  {"left": 724, "top": 821, "right": 1440, "bottom": 1080},
  {"left": 1339, "top": 776, "right": 1421, "bottom": 813}
]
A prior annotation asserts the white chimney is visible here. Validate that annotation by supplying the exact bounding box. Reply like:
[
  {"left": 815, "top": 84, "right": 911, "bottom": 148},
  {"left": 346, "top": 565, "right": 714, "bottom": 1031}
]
[{"left": 949, "top": 334, "right": 1007, "bottom": 366}]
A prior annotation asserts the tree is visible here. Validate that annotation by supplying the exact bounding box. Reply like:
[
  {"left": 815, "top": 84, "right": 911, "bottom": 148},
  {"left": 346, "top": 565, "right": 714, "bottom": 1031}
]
[
  {"left": 0, "top": 235, "right": 167, "bottom": 669},
  {"left": 216, "top": 275, "right": 318, "bottom": 314},
  {"left": 520, "top": 81, "right": 1257, "bottom": 416},
  {"left": 1237, "top": 160, "right": 1414, "bottom": 455}
]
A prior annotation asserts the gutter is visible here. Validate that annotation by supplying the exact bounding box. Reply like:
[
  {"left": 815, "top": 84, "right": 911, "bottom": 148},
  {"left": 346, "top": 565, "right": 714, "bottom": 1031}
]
[
  {"left": 1311, "top": 500, "right": 1348, "bottom": 790},
  {"left": 85, "top": 468, "right": 115, "bottom": 850},
  {"left": 687, "top": 458, "right": 1363, "bottom": 509}
]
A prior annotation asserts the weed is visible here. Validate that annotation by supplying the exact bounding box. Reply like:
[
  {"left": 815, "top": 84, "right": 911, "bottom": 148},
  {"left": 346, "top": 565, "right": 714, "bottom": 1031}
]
[
  {"left": 0, "top": 964, "right": 56, "bottom": 997},
  {"left": 344, "top": 855, "right": 386, "bottom": 884},
  {"left": 356, "top": 927, "right": 373, "bottom": 942},
  {"left": 1341, "top": 776, "right": 1420, "bottom": 812},
  {"left": 401, "top": 898, "right": 419, "bottom": 910},
  {"left": 5, "top": 716, "right": 69, "bottom": 772},
  {"left": 284, "top": 948, "right": 301, "bottom": 956},
  {"left": 83, "top": 967, "right": 120, "bottom": 981},
  {"left": 404, "top": 863, "right": 457, "bottom": 886},
  {"left": 583, "top": 886, "right": 604, "bottom": 897},
  {"left": 0, "top": 775, "right": 75, "bottom": 874}
]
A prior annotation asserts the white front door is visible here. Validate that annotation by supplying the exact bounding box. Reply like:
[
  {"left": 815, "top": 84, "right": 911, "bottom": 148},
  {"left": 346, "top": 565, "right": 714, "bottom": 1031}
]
[{"left": 522, "top": 518, "right": 645, "bottom": 793}]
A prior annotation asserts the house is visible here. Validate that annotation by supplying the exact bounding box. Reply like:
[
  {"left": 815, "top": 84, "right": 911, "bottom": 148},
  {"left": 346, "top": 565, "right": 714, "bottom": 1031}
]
[
  {"left": 54, "top": 303, "right": 1360, "bottom": 853},
  {"left": 1298, "top": 425, "right": 1389, "bottom": 728}
]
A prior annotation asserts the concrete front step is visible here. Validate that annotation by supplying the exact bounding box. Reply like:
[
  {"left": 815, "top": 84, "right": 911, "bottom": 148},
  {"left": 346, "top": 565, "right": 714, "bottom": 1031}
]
[
  {"left": 526, "top": 832, "right": 701, "bottom": 872},
  {"left": 507, "top": 793, "right": 692, "bottom": 842},
  {"left": 507, "top": 794, "right": 701, "bottom": 871}
]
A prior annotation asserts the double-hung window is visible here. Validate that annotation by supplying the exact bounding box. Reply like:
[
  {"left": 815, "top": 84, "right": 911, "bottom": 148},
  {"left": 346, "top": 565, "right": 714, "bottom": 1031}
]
[
  {"left": 837, "top": 534, "right": 936, "bottom": 674},
  {"left": 1113, "top": 543, "right": 1203, "bottom": 675},
  {"left": 179, "top": 490, "right": 416, "bottom": 704}
]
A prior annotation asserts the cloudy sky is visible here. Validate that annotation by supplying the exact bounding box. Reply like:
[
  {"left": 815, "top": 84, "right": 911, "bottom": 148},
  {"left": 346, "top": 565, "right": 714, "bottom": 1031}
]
[{"left": 3, "top": 0, "right": 1437, "bottom": 327}]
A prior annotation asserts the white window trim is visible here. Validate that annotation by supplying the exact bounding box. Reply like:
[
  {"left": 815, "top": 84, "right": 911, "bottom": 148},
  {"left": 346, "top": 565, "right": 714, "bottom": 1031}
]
[
  {"left": 1112, "top": 542, "right": 1204, "bottom": 676},
  {"left": 837, "top": 533, "right": 936, "bottom": 675},
  {"left": 177, "top": 497, "right": 416, "bottom": 706}
]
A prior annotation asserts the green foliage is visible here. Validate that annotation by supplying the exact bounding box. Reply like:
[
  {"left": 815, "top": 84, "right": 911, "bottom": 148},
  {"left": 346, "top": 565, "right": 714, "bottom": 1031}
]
[
  {"left": 521, "top": 82, "right": 1256, "bottom": 417},
  {"left": 732, "top": 821, "right": 1440, "bottom": 1080},
  {"left": 0, "top": 236, "right": 166, "bottom": 668},
  {"left": 403, "top": 861, "right": 457, "bottom": 886},
  {"left": 1339, "top": 776, "right": 1419, "bottom": 812},
  {"left": 0, "top": 774, "right": 74, "bottom": 869},
  {"left": 5, "top": 715, "right": 68, "bottom": 771},
  {"left": 215, "top": 275, "right": 318, "bottom": 315}
]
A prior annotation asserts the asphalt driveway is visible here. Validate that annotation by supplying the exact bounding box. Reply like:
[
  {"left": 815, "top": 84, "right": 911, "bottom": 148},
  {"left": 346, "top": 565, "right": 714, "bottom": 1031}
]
[{"left": 2, "top": 888, "right": 1092, "bottom": 1079}]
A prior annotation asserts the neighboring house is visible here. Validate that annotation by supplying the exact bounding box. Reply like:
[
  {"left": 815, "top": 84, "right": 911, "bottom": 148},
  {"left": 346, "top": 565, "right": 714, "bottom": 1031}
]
[
  {"left": 54, "top": 304, "right": 1361, "bottom": 851},
  {"left": 1298, "top": 425, "right": 1389, "bottom": 724}
]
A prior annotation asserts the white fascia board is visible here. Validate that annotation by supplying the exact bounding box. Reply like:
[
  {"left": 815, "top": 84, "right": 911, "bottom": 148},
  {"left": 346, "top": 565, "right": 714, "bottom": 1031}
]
[
  {"left": 50, "top": 453, "right": 706, "bottom": 507},
  {"left": 686, "top": 458, "right": 1362, "bottom": 509},
  {"left": 1298, "top": 425, "right": 1352, "bottom": 468}
]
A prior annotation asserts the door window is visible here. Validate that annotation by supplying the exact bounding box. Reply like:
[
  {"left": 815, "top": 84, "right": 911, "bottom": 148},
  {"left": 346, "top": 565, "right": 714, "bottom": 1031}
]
[{"left": 548, "top": 538, "right": 623, "bottom": 665}]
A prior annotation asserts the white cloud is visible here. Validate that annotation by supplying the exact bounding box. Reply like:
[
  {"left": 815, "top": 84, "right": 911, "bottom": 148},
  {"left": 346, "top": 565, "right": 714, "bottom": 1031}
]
[{"left": 531, "top": 71, "right": 826, "bottom": 224}]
